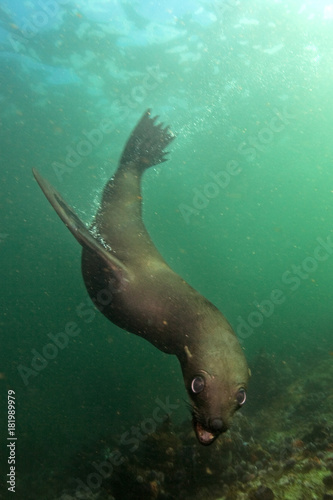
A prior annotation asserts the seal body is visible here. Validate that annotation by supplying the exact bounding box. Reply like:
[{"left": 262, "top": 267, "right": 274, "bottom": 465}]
[{"left": 33, "top": 110, "right": 249, "bottom": 445}]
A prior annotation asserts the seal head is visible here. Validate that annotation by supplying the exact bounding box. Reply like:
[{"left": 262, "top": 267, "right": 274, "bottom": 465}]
[{"left": 181, "top": 330, "right": 248, "bottom": 445}]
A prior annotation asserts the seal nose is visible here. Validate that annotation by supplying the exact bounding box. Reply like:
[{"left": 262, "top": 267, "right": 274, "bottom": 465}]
[{"left": 210, "top": 418, "right": 224, "bottom": 433}]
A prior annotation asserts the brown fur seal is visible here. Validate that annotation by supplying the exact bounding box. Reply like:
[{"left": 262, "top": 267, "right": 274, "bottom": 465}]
[{"left": 33, "top": 109, "right": 249, "bottom": 445}]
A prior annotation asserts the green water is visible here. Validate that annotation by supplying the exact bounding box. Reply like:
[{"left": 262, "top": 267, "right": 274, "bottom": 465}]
[{"left": 0, "top": 0, "right": 333, "bottom": 498}]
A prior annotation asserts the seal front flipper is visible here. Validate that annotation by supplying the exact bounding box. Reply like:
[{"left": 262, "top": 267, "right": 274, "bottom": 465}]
[{"left": 32, "top": 168, "right": 130, "bottom": 287}]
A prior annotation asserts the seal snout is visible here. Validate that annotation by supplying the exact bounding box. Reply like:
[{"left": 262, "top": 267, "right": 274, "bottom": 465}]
[
  {"left": 210, "top": 418, "right": 224, "bottom": 433},
  {"left": 193, "top": 416, "right": 226, "bottom": 446}
]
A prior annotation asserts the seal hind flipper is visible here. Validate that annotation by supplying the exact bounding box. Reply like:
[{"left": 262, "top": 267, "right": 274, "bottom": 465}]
[
  {"left": 32, "top": 168, "right": 130, "bottom": 286},
  {"left": 93, "top": 110, "right": 176, "bottom": 249},
  {"left": 120, "top": 109, "right": 175, "bottom": 170}
]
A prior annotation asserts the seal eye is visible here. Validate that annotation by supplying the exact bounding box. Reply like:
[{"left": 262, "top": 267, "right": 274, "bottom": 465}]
[
  {"left": 191, "top": 376, "right": 205, "bottom": 394},
  {"left": 236, "top": 388, "right": 246, "bottom": 406}
]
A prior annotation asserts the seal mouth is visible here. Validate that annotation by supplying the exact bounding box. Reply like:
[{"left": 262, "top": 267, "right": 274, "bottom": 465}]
[{"left": 193, "top": 419, "right": 219, "bottom": 446}]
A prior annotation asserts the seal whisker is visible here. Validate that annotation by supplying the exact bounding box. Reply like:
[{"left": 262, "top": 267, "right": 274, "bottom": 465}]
[{"left": 184, "top": 400, "right": 193, "bottom": 414}]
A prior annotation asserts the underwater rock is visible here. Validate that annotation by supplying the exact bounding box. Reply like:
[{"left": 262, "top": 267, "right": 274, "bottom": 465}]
[
  {"left": 302, "top": 458, "right": 322, "bottom": 472},
  {"left": 302, "top": 422, "right": 331, "bottom": 443},
  {"left": 323, "top": 475, "right": 333, "bottom": 489},
  {"left": 251, "top": 484, "right": 275, "bottom": 500},
  {"left": 305, "top": 442, "right": 317, "bottom": 453},
  {"left": 283, "top": 458, "right": 297, "bottom": 470}
]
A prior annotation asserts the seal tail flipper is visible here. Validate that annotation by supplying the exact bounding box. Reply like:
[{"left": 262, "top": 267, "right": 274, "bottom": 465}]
[
  {"left": 32, "top": 168, "right": 130, "bottom": 283},
  {"left": 120, "top": 109, "right": 175, "bottom": 170}
]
